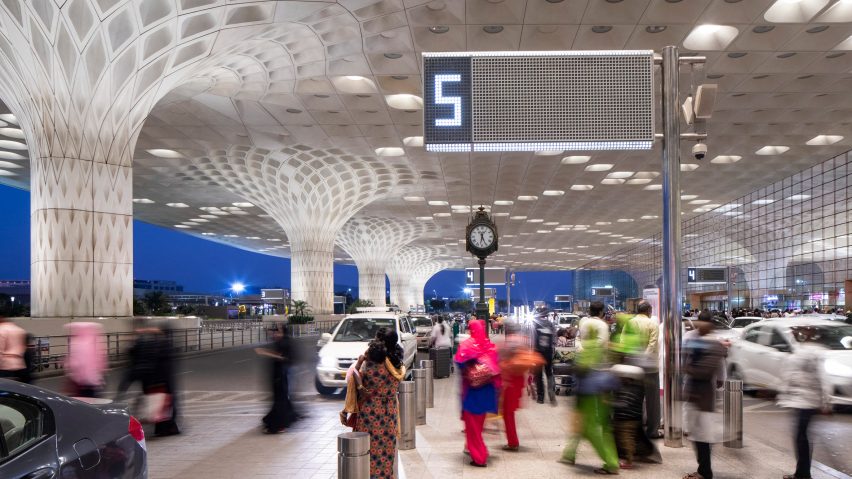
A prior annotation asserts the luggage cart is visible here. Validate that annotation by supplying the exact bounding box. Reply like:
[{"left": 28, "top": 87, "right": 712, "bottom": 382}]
[{"left": 552, "top": 344, "right": 576, "bottom": 396}]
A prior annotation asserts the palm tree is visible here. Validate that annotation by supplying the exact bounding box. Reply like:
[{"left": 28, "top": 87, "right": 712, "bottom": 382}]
[
  {"left": 291, "top": 300, "right": 311, "bottom": 317},
  {"left": 142, "top": 291, "right": 170, "bottom": 315}
]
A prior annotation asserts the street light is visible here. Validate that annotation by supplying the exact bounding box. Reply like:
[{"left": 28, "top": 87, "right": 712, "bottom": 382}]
[
  {"left": 230, "top": 282, "right": 245, "bottom": 294},
  {"left": 433, "top": 289, "right": 438, "bottom": 299}
]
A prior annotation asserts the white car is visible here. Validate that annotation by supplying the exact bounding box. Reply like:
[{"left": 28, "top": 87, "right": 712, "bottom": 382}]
[
  {"left": 555, "top": 313, "right": 580, "bottom": 331},
  {"left": 727, "top": 318, "right": 852, "bottom": 406},
  {"left": 410, "top": 315, "right": 434, "bottom": 350},
  {"left": 729, "top": 316, "right": 763, "bottom": 329},
  {"left": 315, "top": 312, "right": 417, "bottom": 395}
]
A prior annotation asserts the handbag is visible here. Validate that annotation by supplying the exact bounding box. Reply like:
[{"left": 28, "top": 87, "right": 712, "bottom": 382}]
[{"left": 464, "top": 357, "right": 498, "bottom": 388}]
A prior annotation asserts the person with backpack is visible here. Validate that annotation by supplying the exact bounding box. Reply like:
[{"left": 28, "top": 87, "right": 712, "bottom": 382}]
[
  {"left": 532, "top": 307, "right": 557, "bottom": 405},
  {"left": 455, "top": 319, "right": 500, "bottom": 467}
]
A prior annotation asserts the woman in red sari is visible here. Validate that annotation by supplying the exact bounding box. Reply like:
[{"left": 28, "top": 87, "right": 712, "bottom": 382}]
[{"left": 455, "top": 319, "right": 501, "bottom": 467}]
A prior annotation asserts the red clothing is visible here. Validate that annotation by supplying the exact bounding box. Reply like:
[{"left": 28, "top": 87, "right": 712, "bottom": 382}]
[
  {"left": 502, "top": 374, "right": 525, "bottom": 448},
  {"left": 0, "top": 322, "right": 26, "bottom": 372},
  {"left": 463, "top": 411, "right": 488, "bottom": 465}
]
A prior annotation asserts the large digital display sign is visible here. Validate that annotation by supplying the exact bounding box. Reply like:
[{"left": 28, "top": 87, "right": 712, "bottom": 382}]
[
  {"left": 687, "top": 267, "right": 727, "bottom": 284},
  {"left": 423, "top": 51, "right": 655, "bottom": 152}
]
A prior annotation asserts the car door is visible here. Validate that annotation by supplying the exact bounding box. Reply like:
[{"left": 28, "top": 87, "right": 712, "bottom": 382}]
[
  {"left": 397, "top": 317, "right": 416, "bottom": 368},
  {"left": 732, "top": 325, "right": 771, "bottom": 386},
  {"left": 0, "top": 394, "right": 60, "bottom": 479},
  {"left": 759, "top": 326, "right": 793, "bottom": 391}
]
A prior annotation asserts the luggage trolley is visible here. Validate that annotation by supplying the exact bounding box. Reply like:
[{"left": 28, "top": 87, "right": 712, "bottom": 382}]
[{"left": 552, "top": 343, "right": 576, "bottom": 396}]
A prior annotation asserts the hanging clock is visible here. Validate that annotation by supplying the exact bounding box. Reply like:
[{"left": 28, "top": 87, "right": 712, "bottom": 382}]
[{"left": 465, "top": 207, "right": 498, "bottom": 259}]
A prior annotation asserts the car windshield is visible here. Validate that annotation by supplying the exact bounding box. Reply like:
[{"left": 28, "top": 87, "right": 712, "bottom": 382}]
[
  {"left": 790, "top": 325, "right": 852, "bottom": 350},
  {"left": 558, "top": 316, "right": 577, "bottom": 325},
  {"left": 412, "top": 318, "right": 433, "bottom": 328},
  {"left": 334, "top": 317, "right": 395, "bottom": 342},
  {"left": 731, "top": 317, "right": 760, "bottom": 328}
]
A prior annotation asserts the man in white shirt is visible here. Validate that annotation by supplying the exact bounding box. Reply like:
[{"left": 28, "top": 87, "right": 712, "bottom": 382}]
[
  {"left": 578, "top": 301, "right": 610, "bottom": 349},
  {"left": 630, "top": 301, "right": 662, "bottom": 438}
]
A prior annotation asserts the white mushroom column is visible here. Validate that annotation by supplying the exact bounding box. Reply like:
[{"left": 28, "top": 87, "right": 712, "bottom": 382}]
[
  {"left": 408, "top": 260, "right": 459, "bottom": 308},
  {"left": 336, "top": 217, "right": 433, "bottom": 306},
  {"left": 387, "top": 245, "right": 449, "bottom": 310},
  {"left": 196, "top": 146, "right": 412, "bottom": 313}
]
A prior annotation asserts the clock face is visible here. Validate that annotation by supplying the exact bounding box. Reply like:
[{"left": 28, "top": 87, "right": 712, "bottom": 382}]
[{"left": 469, "top": 225, "right": 495, "bottom": 250}]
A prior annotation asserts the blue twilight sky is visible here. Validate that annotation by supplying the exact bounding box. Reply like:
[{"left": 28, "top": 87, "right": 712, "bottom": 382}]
[{"left": 0, "top": 184, "right": 572, "bottom": 301}]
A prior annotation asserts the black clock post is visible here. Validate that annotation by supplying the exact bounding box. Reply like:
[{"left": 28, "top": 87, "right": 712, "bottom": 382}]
[{"left": 465, "top": 207, "right": 498, "bottom": 334}]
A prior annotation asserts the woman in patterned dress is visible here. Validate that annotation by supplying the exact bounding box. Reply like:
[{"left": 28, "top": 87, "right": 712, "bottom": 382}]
[{"left": 354, "top": 328, "right": 405, "bottom": 478}]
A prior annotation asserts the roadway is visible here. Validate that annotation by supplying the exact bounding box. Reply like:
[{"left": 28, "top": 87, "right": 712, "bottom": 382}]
[{"left": 32, "top": 342, "right": 852, "bottom": 476}]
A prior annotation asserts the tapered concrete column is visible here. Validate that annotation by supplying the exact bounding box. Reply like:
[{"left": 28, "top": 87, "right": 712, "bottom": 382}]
[
  {"left": 337, "top": 217, "right": 434, "bottom": 306},
  {"left": 408, "top": 260, "right": 459, "bottom": 308},
  {"left": 387, "top": 245, "right": 452, "bottom": 310}
]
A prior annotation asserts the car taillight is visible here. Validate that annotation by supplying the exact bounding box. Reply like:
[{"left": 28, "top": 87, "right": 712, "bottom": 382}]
[{"left": 129, "top": 416, "right": 146, "bottom": 449}]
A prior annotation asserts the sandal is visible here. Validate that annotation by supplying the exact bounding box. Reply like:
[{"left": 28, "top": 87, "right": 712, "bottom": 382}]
[
  {"left": 469, "top": 460, "right": 487, "bottom": 468},
  {"left": 683, "top": 473, "right": 704, "bottom": 479},
  {"left": 501, "top": 445, "right": 519, "bottom": 452},
  {"left": 594, "top": 467, "right": 619, "bottom": 475}
]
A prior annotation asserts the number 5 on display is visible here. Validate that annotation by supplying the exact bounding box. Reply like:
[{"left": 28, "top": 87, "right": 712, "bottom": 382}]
[{"left": 434, "top": 74, "right": 462, "bottom": 126}]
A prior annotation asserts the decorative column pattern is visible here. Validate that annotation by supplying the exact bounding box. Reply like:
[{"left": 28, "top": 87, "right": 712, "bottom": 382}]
[
  {"left": 337, "top": 217, "right": 434, "bottom": 306},
  {"left": 408, "top": 260, "right": 461, "bottom": 308},
  {"left": 387, "top": 245, "right": 452, "bottom": 310},
  {"left": 194, "top": 146, "right": 414, "bottom": 313}
]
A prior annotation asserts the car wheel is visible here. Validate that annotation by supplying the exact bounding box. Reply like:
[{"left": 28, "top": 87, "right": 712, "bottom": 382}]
[{"left": 315, "top": 377, "right": 338, "bottom": 396}]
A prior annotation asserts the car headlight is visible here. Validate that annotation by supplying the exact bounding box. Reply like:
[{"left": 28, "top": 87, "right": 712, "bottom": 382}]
[
  {"left": 824, "top": 359, "right": 852, "bottom": 377},
  {"left": 320, "top": 355, "right": 338, "bottom": 369}
]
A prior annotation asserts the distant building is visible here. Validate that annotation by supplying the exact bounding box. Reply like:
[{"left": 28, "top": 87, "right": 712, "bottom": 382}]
[
  {"left": 0, "top": 280, "right": 30, "bottom": 305},
  {"left": 133, "top": 279, "right": 184, "bottom": 296}
]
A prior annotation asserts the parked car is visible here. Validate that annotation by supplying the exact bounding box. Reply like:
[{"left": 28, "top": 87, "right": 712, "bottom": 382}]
[
  {"left": 410, "top": 315, "right": 434, "bottom": 350},
  {"left": 727, "top": 318, "right": 852, "bottom": 406},
  {"left": 555, "top": 313, "right": 580, "bottom": 331},
  {"left": 730, "top": 316, "right": 763, "bottom": 329},
  {"left": 683, "top": 316, "right": 740, "bottom": 342},
  {"left": 315, "top": 312, "right": 416, "bottom": 395},
  {"left": 0, "top": 380, "right": 147, "bottom": 478}
]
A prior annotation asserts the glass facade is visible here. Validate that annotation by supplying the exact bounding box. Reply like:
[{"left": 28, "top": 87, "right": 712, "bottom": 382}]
[{"left": 574, "top": 151, "right": 852, "bottom": 312}]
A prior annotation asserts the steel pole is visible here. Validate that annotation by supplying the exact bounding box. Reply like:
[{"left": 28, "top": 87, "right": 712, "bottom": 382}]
[
  {"left": 661, "top": 45, "right": 683, "bottom": 448},
  {"left": 413, "top": 368, "right": 427, "bottom": 425},
  {"left": 337, "top": 432, "right": 370, "bottom": 479},
  {"left": 726, "top": 266, "right": 734, "bottom": 313},
  {"left": 421, "top": 359, "right": 434, "bottom": 408},
  {"left": 723, "top": 379, "right": 744, "bottom": 448},
  {"left": 398, "top": 381, "right": 416, "bottom": 450}
]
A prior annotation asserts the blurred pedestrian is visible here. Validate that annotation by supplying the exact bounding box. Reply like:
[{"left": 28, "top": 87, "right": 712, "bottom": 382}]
[
  {"left": 630, "top": 301, "right": 661, "bottom": 438},
  {"left": 560, "top": 310, "right": 620, "bottom": 475},
  {"left": 65, "top": 322, "right": 107, "bottom": 398},
  {"left": 455, "top": 319, "right": 500, "bottom": 467},
  {"left": 353, "top": 328, "right": 405, "bottom": 478},
  {"left": 777, "top": 326, "right": 831, "bottom": 479},
  {"left": 578, "top": 301, "right": 610, "bottom": 349},
  {"left": 499, "top": 321, "right": 544, "bottom": 451},
  {"left": 255, "top": 324, "right": 297, "bottom": 434},
  {"left": 611, "top": 364, "right": 647, "bottom": 469},
  {"left": 0, "top": 316, "right": 27, "bottom": 381},
  {"left": 21, "top": 334, "right": 36, "bottom": 384},
  {"left": 532, "top": 308, "right": 557, "bottom": 405},
  {"left": 430, "top": 316, "right": 452, "bottom": 349},
  {"left": 682, "top": 311, "right": 727, "bottom": 479}
]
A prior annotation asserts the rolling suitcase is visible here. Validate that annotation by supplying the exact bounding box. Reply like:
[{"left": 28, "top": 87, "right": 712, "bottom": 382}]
[{"left": 429, "top": 347, "right": 452, "bottom": 378}]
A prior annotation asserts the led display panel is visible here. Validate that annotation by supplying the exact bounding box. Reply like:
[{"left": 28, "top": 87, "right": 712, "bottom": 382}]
[{"left": 423, "top": 51, "right": 655, "bottom": 152}]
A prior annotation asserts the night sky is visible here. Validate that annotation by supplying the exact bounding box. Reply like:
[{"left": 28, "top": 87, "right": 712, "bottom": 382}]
[{"left": 0, "top": 184, "right": 572, "bottom": 302}]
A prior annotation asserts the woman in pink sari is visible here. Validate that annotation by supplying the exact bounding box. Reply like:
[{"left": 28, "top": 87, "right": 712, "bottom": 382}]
[
  {"left": 65, "top": 322, "right": 107, "bottom": 397},
  {"left": 454, "top": 319, "right": 501, "bottom": 467}
]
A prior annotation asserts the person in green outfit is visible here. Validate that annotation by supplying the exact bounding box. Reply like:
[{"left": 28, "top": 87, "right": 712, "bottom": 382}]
[{"left": 560, "top": 301, "right": 620, "bottom": 475}]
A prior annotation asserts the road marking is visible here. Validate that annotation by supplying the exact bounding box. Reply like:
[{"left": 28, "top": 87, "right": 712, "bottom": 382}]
[{"left": 814, "top": 461, "right": 852, "bottom": 479}]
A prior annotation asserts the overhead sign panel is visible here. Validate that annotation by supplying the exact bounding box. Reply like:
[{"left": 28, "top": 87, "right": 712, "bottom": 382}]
[
  {"left": 465, "top": 267, "right": 506, "bottom": 285},
  {"left": 687, "top": 267, "right": 727, "bottom": 284},
  {"left": 554, "top": 295, "right": 574, "bottom": 303},
  {"left": 423, "top": 51, "right": 655, "bottom": 152},
  {"left": 591, "top": 287, "right": 613, "bottom": 296}
]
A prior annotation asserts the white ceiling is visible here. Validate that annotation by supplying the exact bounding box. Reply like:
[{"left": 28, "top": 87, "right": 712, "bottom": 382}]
[{"left": 2, "top": 0, "right": 852, "bottom": 272}]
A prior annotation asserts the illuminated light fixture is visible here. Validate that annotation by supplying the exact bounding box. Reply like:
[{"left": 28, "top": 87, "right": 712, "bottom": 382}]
[
  {"left": 606, "top": 171, "right": 634, "bottom": 179},
  {"left": 223, "top": 234, "right": 238, "bottom": 238},
  {"left": 764, "top": 0, "right": 830, "bottom": 23},
  {"left": 601, "top": 178, "right": 625, "bottom": 185},
  {"left": 182, "top": 221, "right": 199, "bottom": 226},
  {"left": 786, "top": 194, "right": 811, "bottom": 201},
  {"left": 232, "top": 202, "right": 254, "bottom": 208},
  {"left": 433, "top": 212, "right": 451, "bottom": 217},
  {"left": 404, "top": 196, "right": 425, "bottom": 202},
  {"left": 427, "top": 140, "right": 652, "bottom": 153},
  {"left": 717, "top": 203, "right": 741, "bottom": 212},
  {"left": 199, "top": 215, "right": 217, "bottom": 219},
  {"left": 626, "top": 178, "right": 652, "bottom": 185},
  {"left": 427, "top": 201, "right": 449, "bottom": 207},
  {"left": 545, "top": 221, "right": 559, "bottom": 226},
  {"left": 146, "top": 149, "right": 183, "bottom": 158},
  {"left": 0, "top": 169, "right": 15, "bottom": 176},
  {"left": 0, "top": 114, "right": 17, "bottom": 124},
  {"left": 690, "top": 199, "right": 711, "bottom": 204},
  {"left": 510, "top": 216, "right": 528, "bottom": 220},
  {"left": 375, "top": 147, "right": 405, "bottom": 156},
  {"left": 221, "top": 206, "right": 242, "bottom": 211},
  {"left": 683, "top": 24, "right": 740, "bottom": 51},
  {"left": 595, "top": 221, "right": 611, "bottom": 225},
  {"left": 517, "top": 195, "right": 538, "bottom": 201},
  {"left": 641, "top": 215, "right": 659, "bottom": 219},
  {"left": 806, "top": 135, "right": 843, "bottom": 145},
  {"left": 536, "top": 230, "right": 552, "bottom": 234},
  {"left": 570, "top": 184, "right": 594, "bottom": 191},
  {"left": 644, "top": 184, "right": 662, "bottom": 190},
  {"left": 190, "top": 218, "right": 209, "bottom": 223},
  {"left": 710, "top": 155, "right": 742, "bottom": 164},
  {"left": 542, "top": 190, "right": 565, "bottom": 196},
  {"left": 681, "top": 194, "right": 698, "bottom": 200},
  {"left": 681, "top": 164, "right": 700, "bottom": 171},
  {"left": 494, "top": 200, "right": 514, "bottom": 206},
  {"left": 585, "top": 163, "right": 614, "bottom": 172},
  {"left": 535, "top": 150, "right": 564, "bottom": 156},
  {"left": 527, "top": 218, "right": 544, "bottom": 223},
  {"left": 201, "top": 232, "right": 216, "bottom": 236},
  {"left": 0, "top": 127, "right": 24, "bottom": 139},
  {"left": 492, "top": 212, "right": 510, "bottom": 217},
  {"left": 174, "top": 225, "right": 190, "bottom": 229},
  {"left": 0, "top": 151, "right": 25, "bottom": 160},
  {"left": 753, "top": 199, "right": 776, "bottom": 204},
  {"left": 385, "top": 94, "right": 423, "bottom": 110},
  {"left": 267, "top": 238, "right": 281, "bottom": 242},
  {"left": 429, "top": 25, "right": 450, "bottom": 34},
  {"left": 166, "top": 203, "right": 189, "bottom": 208},
  {"left": 230, "top": 282, "right": 245, "bottom": 294},
  {"left": 0, "top": 140, "right": 26, "bottom": 150},
  {"left": 132, "top": 198, "right": 154, "bottom": 204},
  {"left": 561, "top": 155, "right": 591, "bottom": 164},
  {"left": 345, "top": 75, "right": 368, "bottom": 81},
  {"left": 617, "top": 218, "right": 634, "bottom": 222},
  {"left": 756, "top": 145, "right": 789, "bottom": 155},
  {"left": 416, "top": 216, "right": 433, "bottom": 220},
  {"left": 403, "top": 136, "right": 424, "bottom": 147},
  {"left": 246, "top": 236, "right": 260, "bottom": 240}
]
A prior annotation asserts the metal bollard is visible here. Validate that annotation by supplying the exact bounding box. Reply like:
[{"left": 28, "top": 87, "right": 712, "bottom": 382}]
[
  {"left": 398, "top": 381, "right": 416, "bottom": 450},
  {"left": 420, "top": 360, "right": 434, "bottom": 408},
  {"left": 413, "top": 368, "right": 427, "bottom": 425},
  {"left": 337, "top": 432, "right": 370, "bottom": 479},
  {"left": 723, "top": 379, "right": 743, "bottom": 448}
]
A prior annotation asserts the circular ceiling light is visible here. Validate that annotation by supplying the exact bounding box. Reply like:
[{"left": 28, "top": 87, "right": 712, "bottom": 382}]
[
  {"left": 428, "top": 25, "right": 450, "bottom": 34},
  {"left": 645, "top": 25, "right": 667, "bottom": 34},
  {"left": 483, "top": 25, "right": 504, "bottom": 34},
  {"left": 591, "top": 25, "right": 612, "bottom": 33},
  {"left": 727, "top": 52, "right": 747, "bottom": 58},
  {"left": 806, "top": 25, "right": 829, "bottom": 34},
  {"left": 752, "top": 25, "right": 774, "bottom": 34},
  {"left": 826, "top": 52, "right": 846, "bottom": 59},
  {"left": 384, "top": 53, "right": 402, "bottom": 59},
  {"left": 285, "top": 108, "right": 302, "bottom": 114},
  {"left": 752, "top": 74, "right": 769, "bottom": 79},
  {"left": 391, "top": 75, "right": 409, "bottom": 81},
  {"left": 777, "top": 52, "right": 796, "bottom": 58}
]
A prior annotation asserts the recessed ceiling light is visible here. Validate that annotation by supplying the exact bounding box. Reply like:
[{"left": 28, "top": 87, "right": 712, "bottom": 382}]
[
  {"left": 518, "top": 195, "right": 538, "bottom": 201},
  {"left": 776, "top": 52, "right": 796, "bottom": 58},
  {"left": 585, "top": 163, "right": 614, "bottom": 172},
  {"left": 494, "top": 200, "right": 514, "bottom": 206},
  {"left": 645, "top": 26, "right": 667, "bottom": 34},
  {"left": 232, "top": 202, "right": 254, "bottom": 208},
  {"left": 786, "top": 194, "right": 811, "bottom": 201},
  {"left": 644, "top": 185, "right": 662, "bottom": 191},
  {"left": 201, "top": 232, "right": 216, "bottom": 236},
  {"left": 527, "top": 218, "right": 544, "bottom": 223},
  {"left": 384, "top": 53, "right": 403, "bottom": 59},
  {"left": 684, "top": 25, "right": 739, "bottom": 51},
  {"left": 626, "top": 178, "right": 652, "bottom": 185},
  {"left": 416, "top": 216, "right": 433, "bottom": 220},
  {"left": 174, "top": 225, "right": 190, "bottom": 229},
  {"left": 752, "top": 25, "right": 774, "bottom": 34},
  {"left": 680, "top": 164, "right": 700, "bottom": 171},
  {"left": 561, "top": 155, "right": 591, "bottom": 164},
  {"left": 755, "top": 145, "right": 790, "bottom": 155},
  {"left": 404, "top": 196, "right": 425, "bottom": 202},
  {"left": 752, "top": 199, "right": 775, "bottom": 205},
  {"left": 710, "top": 155, "right": 742, "bottom": 164},
  {"left": 433, "top": 212, "right": 451, "bottom": 217},
  {"left": 806, "top": 134, "right": 843, "bottom": 145},
  {"left": 826, "top": 52, "right": 846, "bottom": 59},
  {"left": 492, "top": 212, "right": 509, "bottom": 217},
  {"left": 146, "top": 149, "right": 183, "bottom": 158},
  {"left": 510, "top": 216, "right": 528, "bottom": 220},
  {"left": 606, "top": 171, "right": 634, "bottom": 179},
  {"left": 132, "top": 198, "right": 154, "bottom": 204},
  {"left": 483, "top": 25, "right": 504, "bottom": 34},
  {"left": 385, "top": 94, "right": 423, "bottom": 110},
  {"left": 641, "top": 215, "right": 659, "bottom": 219},
  {"left": 429, "top": 25, "right": 450, "bottom": 34},
  {"left": 601, "top": 178, "right": 625, "bottom": 185},
  {"left": 166, "top": 202, "right": 189, "bottom": 208},
  {"left": 391, "top": 75, "right": 409, "bottom": 80},
  {"left": 285, "top": 108, "right": 302, "bottom": 114},
  {"left": 428, "top": 200, "right": 449, "bottom": 206},
  {"left": 807, "top": 25, "right": 829, "bottom": 34},
  {"left": 375, "top": 147, "right": 405, "bottom": 157},
  {"left": 534, "top": 150, "right": 564, "bottom": 156},
  {"left": 681, "top": 194, "right": 698, "bottom": 200},
  {"left": 707, "top": 73, "right": 724, "bottom": 79},
  {"left": 617, "top": 218, "right": 635, "bottom": 222},
  {"left": 542, "top": 190, "right": 565, "bottom": 196},
  {"left": 570, "top": 184, "right": 594, "bottom": 191},
  {"left": 403, "top": 136, "right": 424, "bottom": 147},
  {"left": 592, "top": 26, "right": 613, "bottom": 33}
]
